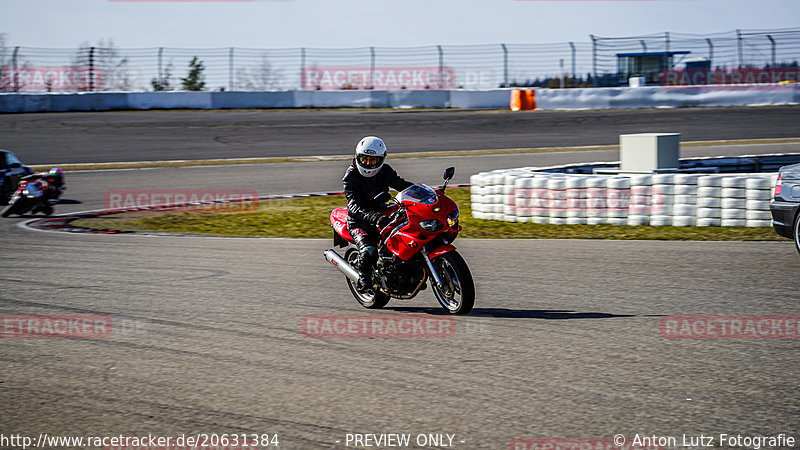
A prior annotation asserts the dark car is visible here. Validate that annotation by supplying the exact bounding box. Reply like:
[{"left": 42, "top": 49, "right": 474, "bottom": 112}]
[
  {"left": 770, "top": 162, "right": 800, "bottom": 254},
  {"left": 0, "top": 150, "right": 34, "bottom": 205}
]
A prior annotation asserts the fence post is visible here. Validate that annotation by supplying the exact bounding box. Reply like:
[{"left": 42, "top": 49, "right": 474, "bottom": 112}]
[
  {"left": 229, "top": 47, "right": 234, "bottom": 91},
  {"left": 12, "top": 46, "right": 19, "bottom": 92},
  {"left": 437, "top": 45, "right": 443, "bottom": 88},
  {"left": 369, "top": 46, "right": 375, "bottom": 89},
  {"left": 569, "top": 41, "right": 576, "bottom": 79},
  {"left": 767, "top": 35, "right": 776, "bottom": 66},
  {"left": 736, "top": 29, "right": 743, "bottom": 67},
  {"left": 590, "top": 35, "right": 597, "bottom": 86},
  {"left": 706, "top": 38, "right": 714, "bottom": 84},
  {"left": 157, "top": 47, "right": 163, "bottom": 88},
  {"left": 89, "top": 46, "right": 95, "bottom": 91},
  {"left": 300, "top": 47, "right": 306, "bottom": 90},
  {"left": 501, "top": 43, "right": 508, "bottom": 87}
]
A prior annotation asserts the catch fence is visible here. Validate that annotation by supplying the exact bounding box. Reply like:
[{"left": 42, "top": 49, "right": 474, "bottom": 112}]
[{"left": 1, "top": 27, "right": 798, "bottom": 93}]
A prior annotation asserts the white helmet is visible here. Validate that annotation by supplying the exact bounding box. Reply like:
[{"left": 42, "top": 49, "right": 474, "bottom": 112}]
[{"left": 354, "top": 136, "right": 387, "bottom": 178}]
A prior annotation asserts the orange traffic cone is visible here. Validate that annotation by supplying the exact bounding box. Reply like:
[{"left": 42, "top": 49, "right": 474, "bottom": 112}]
[
  {"left": 510, "top": 89, "right": 523, "bottom": 111},
  {"left": 510, "top": 89, "right": 536, "bottom": 111},
  {"left": 524, "top": 89, "right": 536, "bottom": 110}
]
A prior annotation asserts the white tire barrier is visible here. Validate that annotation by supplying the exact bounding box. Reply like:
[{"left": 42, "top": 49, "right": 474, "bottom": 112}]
[
  {"left": 697, "top": 197, "right": 722, "bottom": 208},
  {"left": 697, "top": 187, "right": 722, "bottom": 197},
  {"left": 650, "top": 215, "right": 672, "bottom": 226},
  {"left": 627, "top": 215, "right": 649, "bottom": 226},
  {"left": 745, "top": 177, "right": 773, "bottom": 190},
  {"left": 697, "top": 207, "right": 722, "bottom": 218},
  {"left": 673, "top": 184, "right": 698, "bottom": 196},
  {"left": 471, "top": 170, "right": 778, "bottom": 228},
  {"left": 721, "top": 177, "right": 748, "bottom": 188},
  {"left": 651, "top": 174, "right": 675, "bottom": 185},
  {"left": 745, "top": 199, "right": 771, "bottom": 211},
  {"left": 746, "top": 210, "right": 772, "bottom": 220},
  {"left": 721, "top": 218, "right": 747, "bottom": 227},
  {"left": 698, "top": 175, "right": 724, "bottom": 187},
  {"left": 747, "top": 219, "right": 772, "bottom": 227},
  {"left": 721, "top": 187, "right": 746, "bottom": 198},
  {"left": 721, "top": 198, "right": 747, "bottom": 209},
  {"left": 696, "top": 218, "right": 722, "bottom": 227},
  {"left": 721, "top": 208, "right": 746, "bottom": 219},
  {"left": 672, "top": 216, "right": 696, "bottom": 227},
  {"left": 606, "top": 217, "right": 628, "bottom": 226},
  {"left": 653, "top": 184, "right": 675, "bottom": 195},
  {"left": 746, "top": 189, "right": 772, "bottom": 200}
]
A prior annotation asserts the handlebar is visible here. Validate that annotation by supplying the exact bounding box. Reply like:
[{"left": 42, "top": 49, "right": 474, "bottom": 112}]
[{"left": 379, "top": 204, "right": 407, "bottom": 238}]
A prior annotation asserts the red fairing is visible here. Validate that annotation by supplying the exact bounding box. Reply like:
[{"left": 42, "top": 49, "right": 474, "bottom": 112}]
[
  {"left": 330, "top": 207, "right": 354, "bottom": 243},
  {"left": 427, "top": 244, "right": 456, "bottom": 259},
  {"left": 384, "top": 188, "right": 460, "bottom": 261}
]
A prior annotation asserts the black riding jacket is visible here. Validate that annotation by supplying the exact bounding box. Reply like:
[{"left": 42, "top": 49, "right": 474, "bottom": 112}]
[{"left": 343, "top": 161, "right": 413, "bottom": 230}]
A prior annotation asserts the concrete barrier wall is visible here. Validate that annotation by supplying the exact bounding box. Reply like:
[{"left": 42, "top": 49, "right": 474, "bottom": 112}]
[
  {"left": 1, "top": 85, "right": 798, "bottom": 113},
  {"left": 535, "top": 84, "right": 800, "bottom": 110},
  {"left": 450, "top": 89, "right": 512, "bottom": 109}
]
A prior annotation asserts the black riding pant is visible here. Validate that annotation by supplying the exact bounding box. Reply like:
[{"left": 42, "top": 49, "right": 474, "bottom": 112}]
[{"left": 350, "top": 227, "right": 379, "bottom": 277}]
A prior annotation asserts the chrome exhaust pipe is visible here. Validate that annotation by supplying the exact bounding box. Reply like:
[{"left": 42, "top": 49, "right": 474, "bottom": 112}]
[{"left": 324, "top": 249, "right": 360, "bottom": 282}]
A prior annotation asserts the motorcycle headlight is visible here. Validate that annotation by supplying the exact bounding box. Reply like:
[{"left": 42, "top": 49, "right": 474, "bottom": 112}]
[
  {"left": 419, "top": 219, "right": 444, "bottom": 232},
  {"left": 447, "top": 208, "right": 460, "bottom": 227}
]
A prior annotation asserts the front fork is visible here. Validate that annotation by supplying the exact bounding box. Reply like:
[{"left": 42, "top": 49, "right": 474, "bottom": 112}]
[{"left": 421, "top": 246, "right": 451, "bottom": 297}]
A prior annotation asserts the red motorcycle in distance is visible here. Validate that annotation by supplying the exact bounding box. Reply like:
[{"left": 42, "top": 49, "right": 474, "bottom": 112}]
[
  {"left": 325, "top": 167, "right": 475, "bottom": 315},
  {"left": 1, "top": 172, "right": 65, "bottom": 217}
]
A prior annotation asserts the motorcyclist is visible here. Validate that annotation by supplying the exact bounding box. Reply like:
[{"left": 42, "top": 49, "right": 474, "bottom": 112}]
[
  {"left": 343, "top": 136, "right": 413, "bottom": 293},
  {"left": 21, "top": 168, "right": 66, "bottom": 213}
]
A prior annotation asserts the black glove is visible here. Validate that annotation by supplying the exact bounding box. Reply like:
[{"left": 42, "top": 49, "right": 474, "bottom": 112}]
[{"left": 376, "top": 215, "right": 392, "bottom": 229}]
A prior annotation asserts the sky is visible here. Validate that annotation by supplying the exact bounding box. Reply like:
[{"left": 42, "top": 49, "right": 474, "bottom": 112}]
[{"left": 2, "top": 0, "right": 800, "bottom": 49}]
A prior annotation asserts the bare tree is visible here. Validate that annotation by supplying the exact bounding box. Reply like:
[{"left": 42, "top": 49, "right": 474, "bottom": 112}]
[
  {"left": 151, "top": 61, "right": 174, "bottom": 91},
  {"left": 73, "top": 38, "right": 134, "bottom": 91},
  {"left": 236, "top": 54, "right": 283, "bottom": 91},
  {"left": 0, "top": 34, "right": 11, "bottom": 91},
  {"left": 0, "top": 35, "right": 33, "bottom": 92}
]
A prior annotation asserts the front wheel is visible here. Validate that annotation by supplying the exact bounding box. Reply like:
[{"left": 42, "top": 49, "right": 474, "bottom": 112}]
[
  {"left": 0, "top": 178, "right": 11, "bottom": 205},
  {"left": 1, "top": 198, "right": 25, "bottom": 217},
  {"left": 793, "top": 212, "right": 800, "bottom": 256},
  {"left": 345, "top": 248, "right": 390, "bottom": 309},
  {"left": 430, "top": 251, "right": 475, "bottom": 315}
]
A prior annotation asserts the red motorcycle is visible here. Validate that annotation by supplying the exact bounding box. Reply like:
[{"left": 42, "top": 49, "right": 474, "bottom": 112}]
[
  {"left": 1, "top": 173, "right": 63, "bottom": 217},
  {"left": 325, "top": 167, "right": 475, "bottom": 314}
]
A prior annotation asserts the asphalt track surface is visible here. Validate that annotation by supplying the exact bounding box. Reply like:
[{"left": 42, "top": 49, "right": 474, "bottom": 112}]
[
  {"left": 1, "top": 109, "right": 800, "bottom": 449},
  {"left": 1, "top": 106, "right": 799, "bottom": 165}
]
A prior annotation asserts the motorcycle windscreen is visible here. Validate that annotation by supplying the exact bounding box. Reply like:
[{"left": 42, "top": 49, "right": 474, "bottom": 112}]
[{"left": 396, "top": 184, "right": 438, "bottom": 205}]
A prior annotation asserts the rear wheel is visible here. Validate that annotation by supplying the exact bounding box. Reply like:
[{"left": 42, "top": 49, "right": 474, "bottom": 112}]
[
  {"left": 430, "top": 251, "right": 475, "bottom": 315},
  {"left": 345, "top": 248, "right": 390, "bottom": 309}
]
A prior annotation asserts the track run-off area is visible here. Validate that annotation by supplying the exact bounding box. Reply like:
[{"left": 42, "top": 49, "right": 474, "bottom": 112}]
[{"left": 1, "top": 106, "right": 800, "bottom": 449}]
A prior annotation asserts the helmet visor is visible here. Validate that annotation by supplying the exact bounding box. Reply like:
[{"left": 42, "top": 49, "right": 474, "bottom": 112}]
[{"left": 357, "top": 154, "right": 384, "bottom": 170}]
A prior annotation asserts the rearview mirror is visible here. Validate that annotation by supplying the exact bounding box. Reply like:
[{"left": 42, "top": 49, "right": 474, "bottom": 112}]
[{"left": 443, "top": 167, "right": 455, "bottom": 181}]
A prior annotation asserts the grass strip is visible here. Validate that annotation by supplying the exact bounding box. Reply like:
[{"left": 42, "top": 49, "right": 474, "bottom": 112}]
[{"left": 69, "top": 188, "right": 785, "bottom": 241}]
